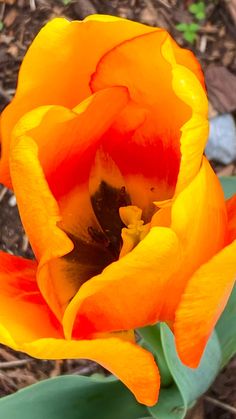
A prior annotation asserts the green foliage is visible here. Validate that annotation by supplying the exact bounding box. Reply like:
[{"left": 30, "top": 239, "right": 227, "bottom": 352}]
[
  {"left": 0, "top": 21, "right": 4, "bottom": 31},
  {"left": 176, "top": 1, "right": 206, "bottom": 43},
  {"left": 0, "top": 375, "right": 149, "bottom": 419},
  {"left": 143, "top": 324, "right": 222, "bottom": 419},
  {"left": 61, "top": 0, "right": 72, "bottom": 5},
  {"left": 216, "top": 285, "right": 236, "bottom": 368},
  {"left": 176, "top": 22, "right": 200, "bottom": 44},
  {"left": 219, "top": 176, "right": 236, "bottom": 199},
  {"left": 189, "top": 1, "right": 206, "bottom": 21},
  {"left": 150, "top": 385, "right": 185, "bottom": 419}
]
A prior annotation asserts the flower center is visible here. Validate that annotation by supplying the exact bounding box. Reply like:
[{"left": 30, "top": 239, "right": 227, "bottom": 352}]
[
  {"left": 63, "top": 180, "right": 150, "bottom": 292},
  {"left": 62, "top": 182, "right": 130, "bottom": 285},
  {"left": 89, "top": 181, "right": 131, "bottom": 259},
  {"left": 61, "top": 150, "right": 153, "bottom": 296}
]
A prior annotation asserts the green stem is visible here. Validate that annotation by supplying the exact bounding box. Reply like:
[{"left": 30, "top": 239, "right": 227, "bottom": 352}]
[{"left": 138, "top": 324, "right": 173, "bottom": 387}]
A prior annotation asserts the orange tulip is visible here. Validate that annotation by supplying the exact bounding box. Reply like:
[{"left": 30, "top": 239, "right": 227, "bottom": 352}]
[{"left": 0, "top": 15, "right": 235, "bottom": 406}]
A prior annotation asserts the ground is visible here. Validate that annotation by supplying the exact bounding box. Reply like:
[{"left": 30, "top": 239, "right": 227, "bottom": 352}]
[{"left": 0, "top": 0, "right": 236, "bottom": 417}]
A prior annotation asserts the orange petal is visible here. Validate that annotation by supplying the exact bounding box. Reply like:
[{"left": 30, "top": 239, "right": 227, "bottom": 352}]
[
  {"left": 159, "top": 157, "right": 227, "bottom": 320},
  {"left": 22, "top": 336, "right": 160, "bottom": 406},
  {"left": 10, "top": 133, "right": 74, "bottom": 318},
  {"left": 0, "top": 16, "right": 155, "bottom": 187},
  {"left": 170, "top": 39, "right": 205, "bottom": 89},
  {"left": 174, "top": 239, "right": 236, "bottom": 368},
  {"left": 11, "top": 87, "right": 129, "bottom": 199},
  {"left": 10, "top": 133, "right": 73, "bottom": 265},
  {"left": 172, "top": 158, "right": 227, "bottom": 272},
  {"left": 9, "top": 88, "right": 129, "bottom": 317},
  {"left": 63, "top": 227, "right": 181, "bottom": 339},
  {"left": 161, "top": 37, "right": 208, "bottom": 194},
  {"left": 0, "top": 255, "right": 159, "bottom": 406},
  {"left": 101, "top": 121, "right": 177, "bottom": 220},
  {"left": 91, "top": 30, "right": 190, "bottom": 186},
  {"left": 91, "top": 30, "right": 207, "bottom": 212},
  {"left": 0, "top": 251, "right": 62, "bottom": 348}
]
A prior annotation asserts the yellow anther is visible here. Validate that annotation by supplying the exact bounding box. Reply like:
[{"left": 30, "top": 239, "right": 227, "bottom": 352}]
[{"left": 119, "top": 205, "right": 150, "bottom": 258}]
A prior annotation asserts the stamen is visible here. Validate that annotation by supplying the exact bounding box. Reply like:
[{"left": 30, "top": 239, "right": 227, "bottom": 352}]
[{"left": 119, "top": 205, "right": 150, "bottom": 258}]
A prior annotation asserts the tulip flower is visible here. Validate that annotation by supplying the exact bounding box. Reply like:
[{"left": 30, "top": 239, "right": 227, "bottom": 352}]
[{"left": 0, "top": 15, "right": 235, "bottom": 407}]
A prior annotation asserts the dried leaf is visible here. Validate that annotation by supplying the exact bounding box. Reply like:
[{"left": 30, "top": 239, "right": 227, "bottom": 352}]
[
  {"left": 73, "top": 0, "right": 97, "bottom": 18},
  {"left": 205, "top": 65, "right": 236, "bottom": 113},
  {"left": 7, "top": 44, "right": 18, "bottom": 58},
  {"left": 3, "top": 8, "right": 18, "bottom": 28},
  {"left": 225, "top": 0, "right": 236, "bottom": 25},
  {"left": 0, "top": 0, "right": 16, "bottom": 4},
  {"left": 208, "top": 101, "right": 218, "bottom": 118}
]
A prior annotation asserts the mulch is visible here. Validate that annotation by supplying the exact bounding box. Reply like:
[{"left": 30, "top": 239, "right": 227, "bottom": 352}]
[{"left": 0, "top": 0, "right": 236, "bottom": 417}]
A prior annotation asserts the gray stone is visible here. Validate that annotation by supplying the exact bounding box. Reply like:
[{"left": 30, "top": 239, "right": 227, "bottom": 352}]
[{"left": 205, "top": 114, "right": 236, "bottom": 164}]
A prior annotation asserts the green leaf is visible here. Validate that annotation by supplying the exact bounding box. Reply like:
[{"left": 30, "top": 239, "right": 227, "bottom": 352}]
[
  {"left": 0, "top": 21, "right": 4, "bottom": 31},
  {"left": 0, "top": 375, "right": 149, "bottom": 419},
  {"left": 198, "top": 1, "right": 205, "bottom": 11},
  {"left": 219, "top": 176, "right": 236, "bottom": 199},
  {"left": 189, "top": 23, "right": 200, "bottom": 31},
  {"left": 176, "top": 23, "right": 189, "bottom": 32},
  {"left": 143, "top": 324, "right": 221, "bottom": 419},
  {"left": 150, "top": 385, "right": 185, "bottom": 419},
  {"left": 196, "top": 11, "right": 205, "bottom": 20},
  {"left": 189, "top": 4, "right": 199, "bottom": 13},
  {"left": 189, "top": 1, "right": 205, "bottom": 17},
  {"left": 160, "top": 325, "right": 221, "bottom": 406},
  {"left": 139, "top": 325, "right": 173, "bottom": 388},
  {"left": 216, "top": 285, "right": 236, "bottom": 368},
  {"left": 183, "top": 31, "right": 197, "bottom": 44}
]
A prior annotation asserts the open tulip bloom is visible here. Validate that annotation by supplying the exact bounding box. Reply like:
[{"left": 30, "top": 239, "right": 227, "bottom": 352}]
[{"left": 0, "top": 14, "right": 235, "bottom": 413}]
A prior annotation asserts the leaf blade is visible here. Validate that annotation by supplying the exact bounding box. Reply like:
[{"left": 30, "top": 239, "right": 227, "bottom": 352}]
[
  {"left": 0, "top": 375, "right": 148, "bottom": 419},
  {"left": 216, "top": 285, "right": 236, "bottom": 368},
  {"left": 219, "top": 176, "right": 236, "bottom": 199}
]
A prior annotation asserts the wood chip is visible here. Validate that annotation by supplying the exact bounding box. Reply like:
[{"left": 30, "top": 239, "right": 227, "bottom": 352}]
[
  {"left": 7, "top": 44, "right": 18, "bottom": 58},
  {"left": 8, "top": 194, "right": 16, "bottom": 207},
  {"left": 0, "top": 347, "right": 18, "bottom": 362},
  {"left": 140, "top": 3, "right": 158, "bottom": 26},
  {"left": 21, "top": 234, "right": 29, "bottom": 252},
  {"left": 0, "top": 359, "right": 32, "bottom": 369},
  {"left": 217, "top": 164, "right": 235, "bottom": 177},
  {"left": 50, "top": 360, "right": 62, "bottom": 378},
  {"left": 0, "top": 186, "right": 7, "bottom": 202},
  {"left": 199, "top": 35, "right": 207, "bottom": 53},
  {"left": 222, "top": 49, "right": 235, "bottom": 67},
  {"left": 0, "top": 0, "right": 16, "bottom": 4},
  {"left": 3, "top": 8, "right": 18, "bottom": 28},
  {"left": 73, "top": 0, "right": 97, "bottom": 18},
  {"left": 208, "top": 101, "right": 218, "bottom": 118},
  {"left": 225, "top": 0, "right": 236, "bottom": 25},
  {"left": 205, "top": 396, "right": 236, "bottom": 415},
  {"left": 29, "top": 0, "right": 36, "bottom": 11},
  {"left": 205, "top": 65, "right": 236, "bottom": 113}
]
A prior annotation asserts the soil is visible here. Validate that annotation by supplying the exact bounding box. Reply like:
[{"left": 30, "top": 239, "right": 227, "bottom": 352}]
[{"left": 0, "top": 0, "right": 236, "bottom": 418}]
